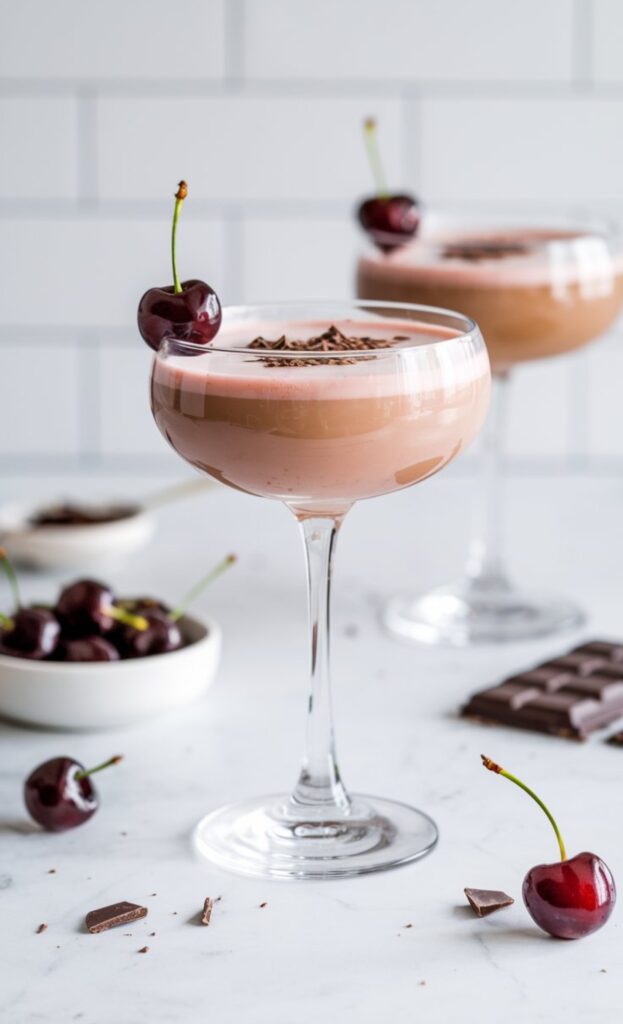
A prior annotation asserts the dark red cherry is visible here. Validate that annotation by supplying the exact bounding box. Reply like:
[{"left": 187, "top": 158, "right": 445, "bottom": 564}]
[
  {"left": 63, "top": 636, "right": 120, "bottom": 662},
  {"left": 117, "top": 607, "right": 183, "bottom": 659},
  {"left": 482, "top": 756, "right": 617, "bottom": 941},
  {"left": 137, "top": 181, "right": 221, "bottom": 352},
  {"left": 0, "top": 607, "right": 60, "bottom": 660},
  {"left": 523, "top": 852, "right": 616, "bottom": 940},
  {"left": 56, "top": 579, "right": 116, "bottom": 636},
  {"left": 357, "top": 194, "right": 421, "bottom": 252},
  {"left": 24, "top": 755, "right": 122, "bottom": 831},
  {"left": 357, "top": 119, "right": 420, "bottom": 251},
  {"left": 137, "top": 278, "right": 221, "bottom": 352}
]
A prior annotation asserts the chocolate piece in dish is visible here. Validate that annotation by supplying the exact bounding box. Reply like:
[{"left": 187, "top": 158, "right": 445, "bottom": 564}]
[
  {"left": 464, "top": 888, "right": 514, "bottom": 917},
  {"left": 461, "top": 640, "right": 623, "bottom": 740}
]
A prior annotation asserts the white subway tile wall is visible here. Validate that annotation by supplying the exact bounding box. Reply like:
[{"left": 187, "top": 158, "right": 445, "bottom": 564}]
[{"left": 0, "top": 0, "right": 622, "bottom": 474}]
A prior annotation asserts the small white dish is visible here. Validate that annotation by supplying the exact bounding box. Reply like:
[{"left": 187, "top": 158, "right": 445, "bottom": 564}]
[
  {"left": 0, "top": 614, "right": 220, "bottom": 731},
  {"left": 0, "top": 499, "right": 156, "bottom": 571}
]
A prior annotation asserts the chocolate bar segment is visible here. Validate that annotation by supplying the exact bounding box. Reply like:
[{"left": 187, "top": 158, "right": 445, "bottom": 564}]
[
  {"left": 462, "top": 639, "right": 623, "bottom": 740},
  {"left": 464, "top": 888, "right": 514, "bottom": 917},
  {"left": 85, "top": 901, "right": 147, "bottom": 934}
]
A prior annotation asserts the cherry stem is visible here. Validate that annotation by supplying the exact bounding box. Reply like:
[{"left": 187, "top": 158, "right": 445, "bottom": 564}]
[
  {"left": 75, "top": 755, "right": 123, "bottom": 781},
  {"left": 103, "top": 605, "right": 149, "bottom": 632},
  {"left": 363, "top": 118, "right": 389, "bottom": 199},
  {"left": 170, "top": 553, "right": 237, "bottom": 622},
  {"left": 0, "top": 547, "right": 21, "bottom": 611},
  {"left": 481, "top": 755, "right": 567, "bottom": 862},
  {"left": 171, "top": 180, "right": 187, "bottom": 295}
]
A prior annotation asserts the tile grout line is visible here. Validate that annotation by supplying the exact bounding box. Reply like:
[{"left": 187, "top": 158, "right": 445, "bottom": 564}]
[
  {"left": 224, "top": 0, "right": 245, "bottom": 85},
  {"left": 77, "top": 331, "right": 102, "bottom": 465},
  {"left": 76, "top": 88, "right": 99, "bottom": 207},
  {"left": 572, "top": 0, "right": 594, "bottom": 88}
]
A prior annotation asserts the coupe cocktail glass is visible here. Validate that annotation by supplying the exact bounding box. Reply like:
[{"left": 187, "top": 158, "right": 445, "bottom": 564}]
[
  {"left": 358, "top": 216, "right": 623, "bottom": 644},
  {"left": 151, "top": 301, "right": 490, "bottom": 878}
]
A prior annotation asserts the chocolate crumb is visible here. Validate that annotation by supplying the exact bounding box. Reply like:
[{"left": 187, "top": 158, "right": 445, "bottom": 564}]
[
  {"left": 601, "top": 968, "right": 607, "bottom": 973},
  {"left": 149, "top": 932, "right": 156, "bottom": 937},
  {"left": 442, "top": 240, "right": 532, "bottom": 262},
  {"left": 248, "top": 325, "right": 393, "bottom": 368},
  {"left": 419, "top": 980, "right": 427, "bottom": 987},
  {"left": 404, "top": 923, "right": 413, "bottom": 929},
  {"left": 259, "top": 902, "right": 268, "bottom": 909},
  {"left": 149, "top": 893, "right": 157, "bottom": 896},
  {"left": 393, "top": 335, "right": 409, "bottom": 340},
  {"left": 36, "top": 923, "right": 48, "bottom": 934},
  {"left": 138, "top": 946, "right": 149, "bottom": 954},
  {"left": 215, "top": 896, "right": 222, "bottom": 902},
  {"left": 201, "top": 897, "right": 214, "bottom": 926},
  {"left": 47, "top": 869, "right": 56, "bottom": 874}
]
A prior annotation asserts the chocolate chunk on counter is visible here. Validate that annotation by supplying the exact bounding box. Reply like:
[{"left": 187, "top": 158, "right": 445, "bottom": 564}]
[
  {"left": 462, "top": 639, "right": 623, "bottom": 740},
  {"left": 201, "top": 897, "right": 214, "bottom": 926},
  {"left": 607, "top": 731, "right": 623, "bottom": 747},
  {"left": 464, "top": 888, "right": 514, "bottom": 917},
  {"left": 86, "top": 901, "right": 148, "bottom": 934}
]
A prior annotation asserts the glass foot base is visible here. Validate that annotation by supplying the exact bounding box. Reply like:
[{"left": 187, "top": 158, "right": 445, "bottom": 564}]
[
  {"left": 193, "top": 794, "right": 438, "bottom": 880},
  {"left": 384, "top": 578, "right": 585, "bottom": 646}
]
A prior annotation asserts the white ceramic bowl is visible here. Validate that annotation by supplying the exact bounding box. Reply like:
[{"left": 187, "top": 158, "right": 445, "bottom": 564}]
[
  {"left": 0, "top": 500, "right": 156, "bottom": 571},
  {"left": 0, "top": 614, "right": 220, "bottom": 731}
]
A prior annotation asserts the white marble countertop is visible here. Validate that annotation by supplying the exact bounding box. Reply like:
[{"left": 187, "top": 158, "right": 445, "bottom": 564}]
[{"left": 1, "top": 471, "right": 623, "bottom": 1024}]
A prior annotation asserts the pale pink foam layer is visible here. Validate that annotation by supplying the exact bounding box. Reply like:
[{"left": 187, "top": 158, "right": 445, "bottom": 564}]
[
  {"left": 154, "top": 318, "right": 489, "bottom": 401},
  {"left": 360, "top": 228, "right": 623, "bottom": 289}
]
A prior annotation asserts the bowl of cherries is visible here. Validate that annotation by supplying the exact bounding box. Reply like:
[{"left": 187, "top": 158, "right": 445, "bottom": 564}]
[{"left": 0, "top": 550, "right": 235, "bottom": 730}]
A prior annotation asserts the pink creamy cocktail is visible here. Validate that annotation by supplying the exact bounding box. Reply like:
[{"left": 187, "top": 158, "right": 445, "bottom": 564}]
[
  {"left": 357, "top": 217, "right": 623, "bottom": 644},
  {"left": 150, "top": 302, "right": 490, "bottom": 881},
  {"left": 357, "top": 227, "right": 623, "bottom": 372},
  {"left": 152, "top": 317, "right": 490, "bottom": 516}
]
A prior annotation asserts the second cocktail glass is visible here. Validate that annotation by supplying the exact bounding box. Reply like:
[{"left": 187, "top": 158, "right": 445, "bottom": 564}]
[
  {"left": 358, "top": 215, "right": 623, "bottom": 644},
  {"left": 151, "top": 301, "right": 490, "bottom": 879}
]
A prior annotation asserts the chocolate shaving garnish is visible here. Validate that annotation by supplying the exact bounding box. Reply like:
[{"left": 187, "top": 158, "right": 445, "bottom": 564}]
[
  {"left": 85, "top": 901, "right": 148, "bottom": 934},
  {"left": 442, "top": 240, "right": 533, "bottom": 262},
  {"left": 464, "top": 888, "right": 514, "bottom": 917},
  {"left": 247, "top": 324, "right": 394, "bottom": 367},
  {"left": 201, "top": 897, "right": 214, "bottom": 926}
]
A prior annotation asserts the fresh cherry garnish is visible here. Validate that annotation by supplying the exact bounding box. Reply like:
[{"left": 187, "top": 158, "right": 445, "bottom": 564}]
[
  {"left": 116, "top": 554, "right": 236, "bottom": 658},
  {"left": 0, "top": 548, "right": 61, "bottom": 659},
  {"left": 482, "top": 755, "right": 616, "bottom": 939},
  {"left": 63, "top": 636, "right": 120, "bottom": 662},
  {"left": 137, "top": 181, "right": 221, "bottom": 352},
  {"left": 24, "top": 754, "right": 122, "bottom": 831},
  {"left": 56, "top": 579, "right": 148, "bottom": 637},
  {"left": 357, "top": 118, "right": 420, "bottom": 252}
]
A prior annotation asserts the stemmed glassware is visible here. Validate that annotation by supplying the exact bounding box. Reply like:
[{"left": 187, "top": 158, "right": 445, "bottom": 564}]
[
  {"left": 357, "top": 214, "right": 623, "bottom": 644},
  {"left": 150, "top": 300, "right": 490, "bottom": 878}
]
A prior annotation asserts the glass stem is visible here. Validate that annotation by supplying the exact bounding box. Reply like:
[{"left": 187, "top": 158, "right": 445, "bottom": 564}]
[
  {"left": 290, "top": 516, "right": 350, "bottom": 812},
  {"left": 465, "top": 371, "right": 510, "bottom": 589}
]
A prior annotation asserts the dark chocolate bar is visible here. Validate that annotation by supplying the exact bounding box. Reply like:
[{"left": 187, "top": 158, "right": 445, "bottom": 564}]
[{"left": 462, "top": 640, "right": 623, "bottom": 740}]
